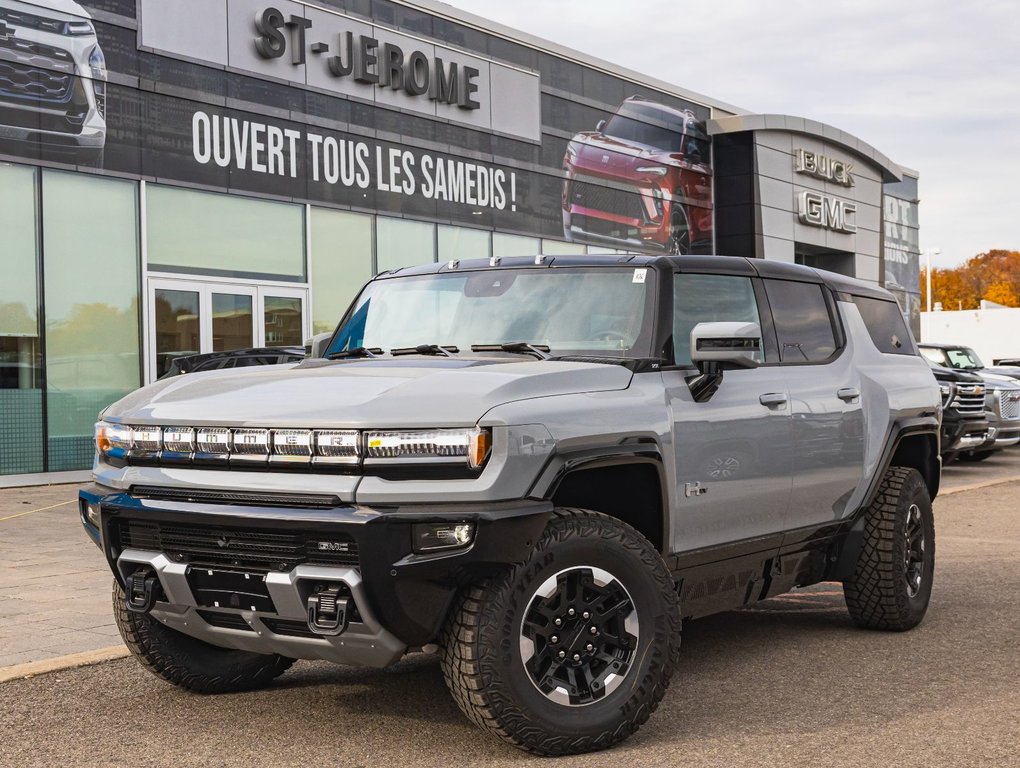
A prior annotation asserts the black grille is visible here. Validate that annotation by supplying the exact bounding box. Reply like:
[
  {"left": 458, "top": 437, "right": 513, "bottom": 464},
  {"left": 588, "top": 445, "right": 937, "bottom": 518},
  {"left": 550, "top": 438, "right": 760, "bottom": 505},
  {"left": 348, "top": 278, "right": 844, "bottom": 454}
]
[
  {"left": 115, "top": 519, "right": 360, "bottom": 572},
  {"left": 262, "top": 618, "right": 319, "bottom": 638},
  {"left": 570, "top": 179, "right": 645, "bottom": 221},
  {"left": 197, "top": 610, "right": 255, "bottom": 632},
  {"left": 0, "top": 60, "right": 72, "bottom": 102},
  {"left": 954, "top": 386, "right": 986, "bottom": 416},
  {"left": 130, "top": 485, "right": 343, "bottom": 509}
]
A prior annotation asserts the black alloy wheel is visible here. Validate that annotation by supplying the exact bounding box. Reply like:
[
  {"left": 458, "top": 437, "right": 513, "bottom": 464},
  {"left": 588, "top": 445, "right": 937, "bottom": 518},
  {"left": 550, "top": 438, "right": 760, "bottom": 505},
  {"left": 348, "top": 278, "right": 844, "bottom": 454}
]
[{"left": 519, "top": 566, "right": 638, "bottom": 706}]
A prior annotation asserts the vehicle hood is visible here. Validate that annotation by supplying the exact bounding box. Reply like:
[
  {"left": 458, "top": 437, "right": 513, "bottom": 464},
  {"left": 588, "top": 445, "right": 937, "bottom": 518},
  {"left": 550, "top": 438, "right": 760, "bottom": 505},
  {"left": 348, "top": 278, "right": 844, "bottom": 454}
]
[
  {"left": 926, "top": 363, "right": 984, "bottom": 384},
  {"left": 979, "top": 371, "right": 1020, "bottom": 389},
  {"left": 985, "top": 365, "right": 1020, "bottom": 380},
  {"left": 104, "top": 357, "right": 635, "bottom": 428},
  {"left": 570, "top": 132, "right": 707, "bottom": 173},
  {"left": 8, "top": 0, "right": 91, "bottom": 22}
]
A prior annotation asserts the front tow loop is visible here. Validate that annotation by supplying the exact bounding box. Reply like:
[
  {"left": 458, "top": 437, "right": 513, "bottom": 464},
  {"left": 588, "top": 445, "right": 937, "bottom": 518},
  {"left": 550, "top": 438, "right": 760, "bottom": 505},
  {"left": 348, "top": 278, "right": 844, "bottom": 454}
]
[{"left": 307, "top": 586, "right": 350, "bottom": 636}]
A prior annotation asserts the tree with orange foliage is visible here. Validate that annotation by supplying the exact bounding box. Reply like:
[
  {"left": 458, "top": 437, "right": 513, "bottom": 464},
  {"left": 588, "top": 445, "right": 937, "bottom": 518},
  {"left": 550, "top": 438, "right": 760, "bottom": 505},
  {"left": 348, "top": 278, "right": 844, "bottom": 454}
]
[{"left": 920, "top": 249, "right": 1020, "bottom": 310}]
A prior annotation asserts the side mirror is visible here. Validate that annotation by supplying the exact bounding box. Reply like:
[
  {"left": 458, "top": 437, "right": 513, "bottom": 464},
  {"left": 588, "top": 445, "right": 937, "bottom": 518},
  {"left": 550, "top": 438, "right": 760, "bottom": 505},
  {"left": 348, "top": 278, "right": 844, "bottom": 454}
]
[
  {"left": 596, "top": 119, "right": 606, "bottom": 132},
  {"left": 685, "top": 322, "right": 762, "bottom": 403},
  {"left": 690, "top": 321, "right": 762, "bottom": 369},
  {"left": 305, "top": 332, "right": 332, "bottom": 359}
]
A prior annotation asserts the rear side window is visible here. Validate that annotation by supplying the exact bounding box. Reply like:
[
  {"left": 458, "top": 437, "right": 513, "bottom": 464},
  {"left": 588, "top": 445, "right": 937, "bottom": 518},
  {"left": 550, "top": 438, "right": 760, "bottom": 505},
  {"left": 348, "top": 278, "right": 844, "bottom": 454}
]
[
  {"left": 853, "top": 296, "right": 915, "bottom": 355},
  {"left": 763, "top": 280, "right": 838, "bottom": 363},
  {"left": 673, "top": 273, "right": 766, "bottom": 365}
]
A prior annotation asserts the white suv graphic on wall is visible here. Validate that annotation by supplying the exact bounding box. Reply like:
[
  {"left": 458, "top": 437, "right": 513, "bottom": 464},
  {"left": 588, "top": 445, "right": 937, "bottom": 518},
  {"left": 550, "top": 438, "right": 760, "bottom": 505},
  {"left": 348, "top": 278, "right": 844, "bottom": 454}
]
[{"left": 0, "top": 0, "right": 106, "bottom": 163}]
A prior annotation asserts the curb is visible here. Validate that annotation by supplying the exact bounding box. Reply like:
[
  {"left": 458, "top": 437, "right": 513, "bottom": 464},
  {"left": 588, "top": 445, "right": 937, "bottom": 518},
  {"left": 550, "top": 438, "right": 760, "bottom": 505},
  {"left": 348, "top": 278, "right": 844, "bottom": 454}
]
[
  {"left": 0, "top": 645, "right": 129, "bottom": 684},
  {"left": 938, "top": 473, "right": 1020, "bottom": 497}
]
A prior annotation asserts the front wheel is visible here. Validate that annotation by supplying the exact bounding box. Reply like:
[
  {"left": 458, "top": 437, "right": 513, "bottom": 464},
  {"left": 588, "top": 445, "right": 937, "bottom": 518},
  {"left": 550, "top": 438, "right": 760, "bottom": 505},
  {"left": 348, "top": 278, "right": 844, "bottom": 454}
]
[
  {"left": 440, "top": 508, "right": 681, "bottom": 756},
  {"left": 843, "top": 467, "right": 935, "bottom": 631}
]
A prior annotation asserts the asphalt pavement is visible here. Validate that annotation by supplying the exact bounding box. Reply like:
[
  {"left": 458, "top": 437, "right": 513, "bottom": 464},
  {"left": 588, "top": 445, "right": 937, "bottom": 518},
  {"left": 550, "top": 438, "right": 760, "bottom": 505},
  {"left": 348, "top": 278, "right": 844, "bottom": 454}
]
[{"left": 1, "top": 458, "right": 1019, "bottom": 766}]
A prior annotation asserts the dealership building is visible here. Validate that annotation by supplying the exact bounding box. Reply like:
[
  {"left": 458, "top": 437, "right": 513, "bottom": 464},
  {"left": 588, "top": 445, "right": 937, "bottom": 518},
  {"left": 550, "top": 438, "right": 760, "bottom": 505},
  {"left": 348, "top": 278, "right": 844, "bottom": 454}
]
[{"left": 0, "top": 0, "right": 921, "bottom": 481}]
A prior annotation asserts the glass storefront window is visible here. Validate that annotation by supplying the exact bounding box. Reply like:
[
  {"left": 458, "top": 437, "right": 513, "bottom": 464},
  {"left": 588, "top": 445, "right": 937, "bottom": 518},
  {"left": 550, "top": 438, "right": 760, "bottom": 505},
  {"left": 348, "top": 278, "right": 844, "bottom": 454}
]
[
  {"left": 438, "top": 225, "right": 490, "bottom": 262},
  {"left": 310, "top": 208, "right": 373, "bottom": 334},
  {"left": 0, "top": 164, "right": 43, "bottom": 475},
  {"left": 492, "top": 233, "right": 540, "bottom": 257},
  {"left": 146, "top": 185, "right": 305, "bottom": 280},
  {"left": 212, "top": 293, "right": 253, "bottom": 351},
  {"left": 542, "top": 239, "right": 586, "bottom": 255},
  {"left": 376, "top": 217, "right": 435, "bottom": 273},
  {"left": 264, "top": 296, "right": 303, "bottom": 347},
  {"left": 154, "top": 289, "right": 199, "bottom": 379},
  {"left": 43, "top": 171, "right": 140, "bottom": 471}
]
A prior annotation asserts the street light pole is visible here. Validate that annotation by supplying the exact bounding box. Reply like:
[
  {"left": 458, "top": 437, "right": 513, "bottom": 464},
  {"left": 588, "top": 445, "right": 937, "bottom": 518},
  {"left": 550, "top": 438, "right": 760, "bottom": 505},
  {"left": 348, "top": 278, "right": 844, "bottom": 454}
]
[{"left": 922, "top": 247, "right": 940, "bottom": 341}]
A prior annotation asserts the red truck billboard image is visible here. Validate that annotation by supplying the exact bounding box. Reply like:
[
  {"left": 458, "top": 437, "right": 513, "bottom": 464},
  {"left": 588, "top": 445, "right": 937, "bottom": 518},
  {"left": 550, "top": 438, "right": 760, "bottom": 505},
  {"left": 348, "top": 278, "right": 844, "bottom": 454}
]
[{"left": 562, "top": 96, "right": 713, "bottom": 254}]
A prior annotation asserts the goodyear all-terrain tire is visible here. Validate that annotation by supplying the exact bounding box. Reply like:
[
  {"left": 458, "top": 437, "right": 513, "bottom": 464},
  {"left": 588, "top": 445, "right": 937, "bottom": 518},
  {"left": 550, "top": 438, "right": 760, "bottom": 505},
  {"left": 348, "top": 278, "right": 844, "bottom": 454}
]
[
  {"left": 113, "top": 579, "right": 294, "bottom": 693},
  {"left": 440, "top": 508, "right": 681, "bottom": 756},
  {"left": 843, "top": 467, "right": 935, "bottom": 631}
]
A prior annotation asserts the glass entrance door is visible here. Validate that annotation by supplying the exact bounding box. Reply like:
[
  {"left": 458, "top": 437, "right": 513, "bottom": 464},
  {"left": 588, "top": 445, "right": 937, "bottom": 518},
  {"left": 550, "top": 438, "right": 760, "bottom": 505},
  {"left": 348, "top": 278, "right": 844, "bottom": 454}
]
[{"left": 148, "top": 278, "right": 308, "bottom": 382}]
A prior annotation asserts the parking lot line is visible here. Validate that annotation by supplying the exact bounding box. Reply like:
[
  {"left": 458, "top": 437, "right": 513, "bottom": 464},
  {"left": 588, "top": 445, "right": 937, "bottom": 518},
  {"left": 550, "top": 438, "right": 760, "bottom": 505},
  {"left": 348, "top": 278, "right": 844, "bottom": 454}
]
[{"left": 0, "top": 499, "right": 76, "bottom": 523}]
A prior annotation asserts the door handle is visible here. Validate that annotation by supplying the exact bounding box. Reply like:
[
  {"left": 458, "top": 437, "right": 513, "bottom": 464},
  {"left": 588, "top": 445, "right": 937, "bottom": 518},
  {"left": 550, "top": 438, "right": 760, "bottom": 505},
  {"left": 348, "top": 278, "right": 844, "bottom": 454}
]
[
  {"left": 837, "top": 387, "right": 861, "bottom": 402},
  {"left": 759, "top": 392, "right": 788, "bottom": 407}
]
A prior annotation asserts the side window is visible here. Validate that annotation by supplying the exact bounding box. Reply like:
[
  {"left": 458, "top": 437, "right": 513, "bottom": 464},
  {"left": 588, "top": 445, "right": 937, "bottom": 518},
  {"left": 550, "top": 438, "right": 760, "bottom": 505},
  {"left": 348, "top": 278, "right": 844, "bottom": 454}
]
[
  {"left": 763, "top": 280, "right": 838, "bottom": 363},
  {"left": 673, "top": 273, "right": 764, "bottom": 365},
  {"left": 853, "top": 296, "right": 915, "bottom": 355}
]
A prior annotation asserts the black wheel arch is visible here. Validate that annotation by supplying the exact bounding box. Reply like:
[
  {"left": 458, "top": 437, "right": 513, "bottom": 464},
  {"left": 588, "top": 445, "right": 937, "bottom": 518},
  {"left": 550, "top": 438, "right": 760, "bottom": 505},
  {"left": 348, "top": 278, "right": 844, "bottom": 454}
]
[{"left": 529, "top": 445, "right": 670, "bottom": 554}]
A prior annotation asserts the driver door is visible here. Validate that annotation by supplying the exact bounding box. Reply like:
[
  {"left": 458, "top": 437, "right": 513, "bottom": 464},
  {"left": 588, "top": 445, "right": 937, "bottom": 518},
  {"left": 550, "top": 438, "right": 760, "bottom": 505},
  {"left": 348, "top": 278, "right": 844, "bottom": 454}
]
[{"left": 664, "top": 272, "right": 793, "bottom": 554}]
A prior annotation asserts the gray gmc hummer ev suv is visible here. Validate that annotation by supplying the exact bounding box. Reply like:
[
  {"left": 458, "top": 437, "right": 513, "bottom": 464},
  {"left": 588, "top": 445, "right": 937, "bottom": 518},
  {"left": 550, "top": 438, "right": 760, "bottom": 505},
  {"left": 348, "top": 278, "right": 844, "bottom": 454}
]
[{"left": 80, "top": 255, "right": 942, "bottom": 756}]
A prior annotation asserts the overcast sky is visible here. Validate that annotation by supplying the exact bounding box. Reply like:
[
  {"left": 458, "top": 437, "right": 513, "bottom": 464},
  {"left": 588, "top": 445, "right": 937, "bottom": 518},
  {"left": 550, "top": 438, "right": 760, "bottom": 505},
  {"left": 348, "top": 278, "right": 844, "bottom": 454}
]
[{"left": 445, "top": 0, "right": 1018, "bottom": 268}]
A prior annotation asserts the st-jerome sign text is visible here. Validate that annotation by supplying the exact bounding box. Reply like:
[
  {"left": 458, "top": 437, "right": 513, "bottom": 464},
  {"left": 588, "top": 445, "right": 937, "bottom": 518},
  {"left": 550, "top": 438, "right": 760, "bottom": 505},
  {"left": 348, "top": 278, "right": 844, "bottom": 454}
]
[{"left": 254, "top": 7, "right": 480, "bottom": 109}]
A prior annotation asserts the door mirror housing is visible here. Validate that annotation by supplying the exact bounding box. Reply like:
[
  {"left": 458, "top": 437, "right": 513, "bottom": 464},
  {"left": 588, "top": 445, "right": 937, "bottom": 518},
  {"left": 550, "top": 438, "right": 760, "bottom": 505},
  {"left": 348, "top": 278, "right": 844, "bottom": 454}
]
[
  {"left": 305, "top": 331, "right": 332, "bottom": 358},
  {"left": 690, "top": 321, "right": 762, "bottom": 370},
  {"left": 596, "top": 119, "right": 606, "bottom": 132}
]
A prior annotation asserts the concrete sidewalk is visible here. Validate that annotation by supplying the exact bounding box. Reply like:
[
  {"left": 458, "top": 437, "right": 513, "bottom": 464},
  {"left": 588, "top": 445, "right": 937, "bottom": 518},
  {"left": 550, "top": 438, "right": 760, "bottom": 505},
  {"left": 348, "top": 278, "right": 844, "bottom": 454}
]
[
  {"left": 2, "top": 450, "right": 1019, "bottom": 673},
  {"left": 0, "top": 484, "right": 119, "bottom": 668}
]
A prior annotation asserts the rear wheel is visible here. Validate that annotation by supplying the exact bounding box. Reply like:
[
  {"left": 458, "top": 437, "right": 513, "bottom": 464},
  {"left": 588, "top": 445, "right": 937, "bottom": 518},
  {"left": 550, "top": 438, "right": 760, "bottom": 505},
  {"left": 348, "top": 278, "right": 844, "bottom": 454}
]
[
  {"left": 113, "top": 579, "right": 294, "bottom": 693},
  {"left": 843, "top": 467, "right": 935, "bottom": 631},
  {"left": 441, "top": 508, "right": 680, "bottom": 756}
]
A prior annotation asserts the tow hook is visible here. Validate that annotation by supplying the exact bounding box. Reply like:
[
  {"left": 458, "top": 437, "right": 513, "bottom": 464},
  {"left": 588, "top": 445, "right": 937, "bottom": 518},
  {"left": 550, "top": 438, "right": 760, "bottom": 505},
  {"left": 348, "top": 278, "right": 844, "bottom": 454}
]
[
  {"left": 126, "top": 569, "right": 161, "bottom": 614},
  {"left": 306, "top": 586, "right": 350, "bottom": 636}
]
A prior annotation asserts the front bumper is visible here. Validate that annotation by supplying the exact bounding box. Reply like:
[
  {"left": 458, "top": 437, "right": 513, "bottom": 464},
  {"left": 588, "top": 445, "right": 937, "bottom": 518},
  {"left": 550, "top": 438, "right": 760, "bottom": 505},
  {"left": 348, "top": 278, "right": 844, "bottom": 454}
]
[
  {"left": 941, "top": 417, "right": 989, "bottom": 455},
  {"left": 80, "top": 485, "right": 551, "bottom": 667}
]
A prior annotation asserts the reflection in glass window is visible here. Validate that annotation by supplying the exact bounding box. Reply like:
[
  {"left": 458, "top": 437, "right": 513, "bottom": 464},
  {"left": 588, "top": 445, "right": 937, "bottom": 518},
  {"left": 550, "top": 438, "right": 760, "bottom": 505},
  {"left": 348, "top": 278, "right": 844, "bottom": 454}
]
[
  {"left": 673, "top": 274, "right": 763, "bottom": 365},
  {"left": 492, "top": 233, "right": 540, "bottom": 257},
  {"left": 764, "top": 280, "right": 837, "bottom": 364},
  {"left": 212, "top": 293, "right": 253, "bottom": 352},
  {"left": 154, "top": 289, "right": 199, "bottom": 378},
  {"left": 438, "top": 226, "right": 490, "bottom": 262},
  {"left": 310, "top": 208, "right": 373, "bottom": 334},
  {"left": 264, "top": 296, "right": 303, "bottom": 347},
  {"left": 376, "top": 217, "right": 435, "bottom": 273},
  {"left": 43, "top": 171, "right": 140, "bottom": 470},
  {"left": 0, "top": 164, "right": 43, "bottom": 474},
  {"left": 146, "top": 185, "right": 305, "bottom": 280}
]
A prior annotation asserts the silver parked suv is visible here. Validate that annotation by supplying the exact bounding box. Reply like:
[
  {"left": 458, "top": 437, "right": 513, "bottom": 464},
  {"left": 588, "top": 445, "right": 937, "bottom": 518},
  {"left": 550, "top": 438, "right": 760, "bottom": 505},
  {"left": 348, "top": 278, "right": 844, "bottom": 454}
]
[
  {"left": 0, "top": 0, "right": 106, "bottom": 163},
  {"left": 80, "top": 255, "right": 942, "bottom": 755}
]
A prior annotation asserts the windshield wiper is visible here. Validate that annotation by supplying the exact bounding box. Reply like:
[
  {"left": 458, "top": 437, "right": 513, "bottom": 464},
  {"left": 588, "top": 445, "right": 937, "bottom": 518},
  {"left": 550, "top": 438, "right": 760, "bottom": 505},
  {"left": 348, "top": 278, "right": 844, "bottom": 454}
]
[
  {"left": 471, "top": 342, "right": 551, "bottom": 360},
  {"left": 390, "top": 344, "right": 460, "bottom": 357},
  {"left": 326, "top": 346, "right": 383, "bottom": 360}
]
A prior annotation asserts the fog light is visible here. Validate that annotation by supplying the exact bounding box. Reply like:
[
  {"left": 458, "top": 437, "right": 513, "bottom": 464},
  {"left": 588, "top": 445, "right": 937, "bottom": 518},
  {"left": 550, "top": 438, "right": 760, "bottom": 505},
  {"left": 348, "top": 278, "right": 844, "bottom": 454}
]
[
  {"left": 81, "top": 499, "right": 100, "bottom": 528},
  {"left": 412, "top": 522, "right": 475, "bottom": 553}
]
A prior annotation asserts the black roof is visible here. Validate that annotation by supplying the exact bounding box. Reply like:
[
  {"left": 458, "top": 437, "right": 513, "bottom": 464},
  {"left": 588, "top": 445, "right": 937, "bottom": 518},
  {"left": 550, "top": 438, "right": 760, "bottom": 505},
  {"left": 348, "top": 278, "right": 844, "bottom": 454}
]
[{"left": 379, "top": 253, "right": 896, "bottom": 301}]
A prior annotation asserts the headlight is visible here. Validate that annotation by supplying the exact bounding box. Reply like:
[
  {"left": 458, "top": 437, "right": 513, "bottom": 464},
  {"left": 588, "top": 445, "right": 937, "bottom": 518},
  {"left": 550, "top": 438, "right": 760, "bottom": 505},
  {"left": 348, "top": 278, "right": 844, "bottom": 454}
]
[
  {"left": 412, "top": 522, "right": 476, "bottom": 553},
  {"left": 364, "top": 428, "right": 491, "bottom": 469},
  {"left": 939, "top": 382, "right": 954, "bottom": 407},
  {"left": 95, "top": 421, "right": 132, "bottom": 459},
  {"left": 636, "top": 165, "right": 668, "bottom": 176},
  {"left": 88, "top": 45, "right": 107, "bottom": 80}
]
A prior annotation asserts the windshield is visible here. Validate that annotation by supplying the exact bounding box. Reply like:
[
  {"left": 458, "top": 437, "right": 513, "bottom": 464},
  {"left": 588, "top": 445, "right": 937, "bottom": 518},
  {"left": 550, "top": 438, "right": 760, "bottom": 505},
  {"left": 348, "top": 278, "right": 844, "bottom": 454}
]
[
  {"left": 326, "top": 267, "right": 655, "bottom": 358},
  {"left": 921, "top": 346, "right": 983, "bottom": 370}
]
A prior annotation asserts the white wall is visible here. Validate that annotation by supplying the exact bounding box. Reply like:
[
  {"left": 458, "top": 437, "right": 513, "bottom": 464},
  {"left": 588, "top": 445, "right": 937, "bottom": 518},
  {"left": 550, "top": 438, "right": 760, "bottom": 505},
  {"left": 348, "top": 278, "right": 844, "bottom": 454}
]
[{"left": 921, "top": 308, "right": 1020, "bottom": 363}]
